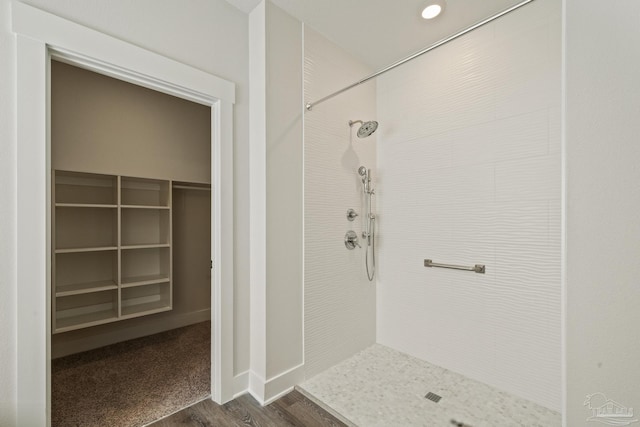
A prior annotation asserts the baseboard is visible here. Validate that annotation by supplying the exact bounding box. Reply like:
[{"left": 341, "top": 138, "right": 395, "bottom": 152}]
[
  {"left": 233, "top": 371, "right": 249, "bottom": 398},
  {"left": 247, "top": 363, "right": 305, "bottom": 405},
  {"left": 248, "top": 371, "right": 266, "bottom": 403},
  {"left": 52, "top": 309, "right": 211, "bottom": 358}
]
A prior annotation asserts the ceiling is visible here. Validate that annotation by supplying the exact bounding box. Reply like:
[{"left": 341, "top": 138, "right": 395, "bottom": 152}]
[{"left": 224, "top": 0, "right": 529, "bottom": 70}]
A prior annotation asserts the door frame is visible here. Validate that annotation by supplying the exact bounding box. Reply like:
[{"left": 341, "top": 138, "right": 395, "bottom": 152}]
[{"left": 13, "top": 3, "right": 235, "bottom": 425}]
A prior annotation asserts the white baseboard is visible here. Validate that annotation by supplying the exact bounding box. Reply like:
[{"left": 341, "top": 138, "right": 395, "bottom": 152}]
[
  {"left": 233, "top": 370, "right": 249, "bottom": 398},
  {"left": 52, "top": 309, "right": 211, "bottom": 358},
  {"left": 248, "top": 363, "right": 305, "bottom": 405},
  {"left": 248, "top": 371, "right": 266, "bottom": 403}
]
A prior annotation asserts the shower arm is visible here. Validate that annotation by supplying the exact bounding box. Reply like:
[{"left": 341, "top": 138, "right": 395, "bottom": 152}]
[{"left": 305, "top": 0, "right": 535, "bottom": 111}]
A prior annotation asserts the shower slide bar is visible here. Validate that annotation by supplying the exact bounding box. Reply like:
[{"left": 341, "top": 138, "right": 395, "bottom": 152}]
[
  {"left": 424, "top": 259, "right": 486, "bottom": 274},
  {"left": 305, "top": 0, "right": 535, "bottom": 111}
]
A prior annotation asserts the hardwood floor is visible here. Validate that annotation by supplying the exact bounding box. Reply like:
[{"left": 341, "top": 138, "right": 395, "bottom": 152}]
[{"left": 149, "top": 389, "right": 348, "bottom": 427}]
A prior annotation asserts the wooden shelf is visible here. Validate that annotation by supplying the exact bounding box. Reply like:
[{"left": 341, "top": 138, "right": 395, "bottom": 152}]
[
  {"left": 121, "top": 246, "right": 170, "bottom": 292},
  {"left": 121, "top": 301, "right": 171, "bottom": 318},
  {"left": 54, "top": 289, "right": 118, "bottom": 333},
  {"left": 55, "top": 309, "right": 118, "bottom": 333},
  {"left": 55, "top": 246, "right": 118, "bottom": 254},
  {"left": 56, "top": 280, "right": 118, "bottom": 297},
  {"left": 56, "top": 203, "right": 118, "bottom": 209},
  {"left": 121, "top": 274, "right": 170, "bottom": 288},
  {"left": 55, "top": 251, "right": 117, "bottom": 298},
  {"left": 121, "top": 177, "right": 170, "bottom": 207},
  {"left": 121, "top": 244, "right": 171, "bottom": 250},
  {"left": 52, "top": 170, "right": 173, "bottom": 333},
  {"left": 121, "top": 205, "right": 170, "bottom": 210},
  {"left": 55, "top": 171, "right": 117, "bottom": 205},
  {"left": 121, "top": 282, "right": 171, "bottom": 318},
  {"left": 55, "top": 205, "right": 117, "bottom": 250},
  {"left": 121, "top": 208, "right": 170, "bottom": 246}
]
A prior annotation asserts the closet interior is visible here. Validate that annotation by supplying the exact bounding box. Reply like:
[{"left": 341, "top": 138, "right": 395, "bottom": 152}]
[{"left": 50, "top": 60, "right": 213, "bottom": 425}]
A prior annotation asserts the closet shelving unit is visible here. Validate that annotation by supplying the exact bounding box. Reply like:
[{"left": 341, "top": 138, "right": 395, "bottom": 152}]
[{"left": 53, "top": 170, "right": 173, "bottom": 333}]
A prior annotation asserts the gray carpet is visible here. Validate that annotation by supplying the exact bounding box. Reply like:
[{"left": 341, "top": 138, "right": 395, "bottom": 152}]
[{"left": 52, "top": 321, "right": 211, "bottom": 427}]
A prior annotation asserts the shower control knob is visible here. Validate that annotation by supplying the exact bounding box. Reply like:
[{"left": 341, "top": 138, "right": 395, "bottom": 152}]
[
  {"left": 346, "top": 209, "right": 359, "bottom": 221},
  {"left": 344, "top": 230, "right": 361, "bottom": 250}
]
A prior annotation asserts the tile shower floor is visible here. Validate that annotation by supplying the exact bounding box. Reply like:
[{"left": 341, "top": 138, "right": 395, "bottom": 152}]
[{"left": 299, "top": 344, "right": 561, "bottom": 427}]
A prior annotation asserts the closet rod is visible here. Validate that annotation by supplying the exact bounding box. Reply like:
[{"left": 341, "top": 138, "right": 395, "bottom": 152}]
[{"left": 304, "top": 0, "right": 535, "bottom": 111}]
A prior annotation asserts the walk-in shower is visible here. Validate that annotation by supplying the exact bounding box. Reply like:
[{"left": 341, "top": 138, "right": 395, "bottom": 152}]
[{"left": 302, "top": 0, "right": 562, "bottom": 425}]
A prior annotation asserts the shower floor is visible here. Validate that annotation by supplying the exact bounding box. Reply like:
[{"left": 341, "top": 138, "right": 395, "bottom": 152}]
[{"left": 299, "top": 344, "right": 561, "bottom": 427}]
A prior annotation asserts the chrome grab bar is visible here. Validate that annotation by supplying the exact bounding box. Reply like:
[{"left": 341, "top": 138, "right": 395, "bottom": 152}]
[{"left": 424, "top": 259, "right": 485, "bottom": 274}]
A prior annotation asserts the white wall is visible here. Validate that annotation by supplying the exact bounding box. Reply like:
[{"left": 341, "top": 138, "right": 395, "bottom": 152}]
[
  {"left": 565, "top": 0, "right": 640, "bottom": 424},
  {"left": 303, "top": 26, "right": 377, "bottom": 378},
  {"left": 51, "top": 60, "right": 212, "bottom": 183},
  {"left": 265, "top": 1, "right": 303, "bottom": 381},
  {"left": 248, "top": 1, "right": 304, "bottom": 402},
  {"left": 376, "top": 0, "right": 562, "bottom": 411},
  {"left": 0, "top": 0, "right": 17, "bottom": 424},
  {"left": 0, "top": 1, "right": 250, "bottom": 422},
  {"left": 248, "top": 0, "right": 267, "bottom": 393}
]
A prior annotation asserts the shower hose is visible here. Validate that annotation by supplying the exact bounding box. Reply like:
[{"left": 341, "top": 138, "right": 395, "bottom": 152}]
[{"left": 365, "top": 217, "right": 376, "bottom": 282}]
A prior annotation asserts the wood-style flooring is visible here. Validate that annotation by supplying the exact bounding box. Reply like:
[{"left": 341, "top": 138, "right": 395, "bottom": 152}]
[{"left": 149, "top": 389, "right": 348, "bottom": 427}]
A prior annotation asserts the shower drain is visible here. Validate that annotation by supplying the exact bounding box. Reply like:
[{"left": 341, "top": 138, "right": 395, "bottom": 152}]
[
  {"left": 424, "top": 392, "right": 442, "bottom": 403},
  {"left": 424, "top": 393, "right": 473, "bottom": 426}
]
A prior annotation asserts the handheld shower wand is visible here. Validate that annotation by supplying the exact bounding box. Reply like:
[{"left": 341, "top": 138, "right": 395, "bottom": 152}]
[{"left": 358, "top": 166, "right": 370, "bottom": 194}]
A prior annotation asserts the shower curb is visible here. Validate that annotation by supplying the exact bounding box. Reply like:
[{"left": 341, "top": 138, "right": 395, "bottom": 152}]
[{"left": 294, "top": 386, "right": 359, "bottom": 427}]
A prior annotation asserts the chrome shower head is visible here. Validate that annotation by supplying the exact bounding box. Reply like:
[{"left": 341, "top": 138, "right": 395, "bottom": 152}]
[
  {"left": 358, "top": 166, "right": 367, "bottom": 176},
  {"left": 349, "top": 119, "right": 379, "bottom": 138}
]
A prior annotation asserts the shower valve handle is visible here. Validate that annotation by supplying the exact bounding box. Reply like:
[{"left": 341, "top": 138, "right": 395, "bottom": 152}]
[{"left": 344, "top": 230, "right": 361, "bottom": 250}]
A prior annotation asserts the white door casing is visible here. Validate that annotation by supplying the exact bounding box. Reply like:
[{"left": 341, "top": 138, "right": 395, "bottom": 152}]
[{"left": 12, "top": 3, "right": 235, "bottom": 425}]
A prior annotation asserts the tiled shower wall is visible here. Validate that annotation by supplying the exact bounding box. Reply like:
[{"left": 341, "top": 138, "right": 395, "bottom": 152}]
[
  {"left": 376, "top": 0, "right": 562, "bottom": 411},
  {"left": 303, "top": 27, "right": 377, "bottom": 378}
]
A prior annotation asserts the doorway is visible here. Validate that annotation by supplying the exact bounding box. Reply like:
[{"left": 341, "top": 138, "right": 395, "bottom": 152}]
[
  {"left": 13, "top": 4, "right": 235, "bottom": 424},
  {"left": 50, "top": 60, "right": 214, "bottom": 425}
]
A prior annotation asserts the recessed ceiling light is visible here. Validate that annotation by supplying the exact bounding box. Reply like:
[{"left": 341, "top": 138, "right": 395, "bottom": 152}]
[{"left": 421, "top": 1, "right": 446, "bottom": 19}]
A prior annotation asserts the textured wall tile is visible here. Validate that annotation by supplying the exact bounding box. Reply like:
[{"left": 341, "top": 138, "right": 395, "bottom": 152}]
[
  {"left": 490, "top": 109, "right": 550, "bottom": 162},
  {"left": 495, "top": 156, "right": 561, "bottom": 203},
  {"left": 376, "top": 0, "right": 562, "bottom": 411},
  {"left": 304, "top": 27, "right": 377, "bottom": 379},
  {"left": 548, "top": 105, "right": 562, "bottom": 155}
]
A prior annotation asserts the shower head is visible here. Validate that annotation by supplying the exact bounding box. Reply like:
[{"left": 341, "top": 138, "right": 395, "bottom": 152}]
[
  {"left": 349, "top": 119, "right": 379, "bottom": 138},
  {"left": 358, "top": 166, "right": 367, "bottom": 176}
]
